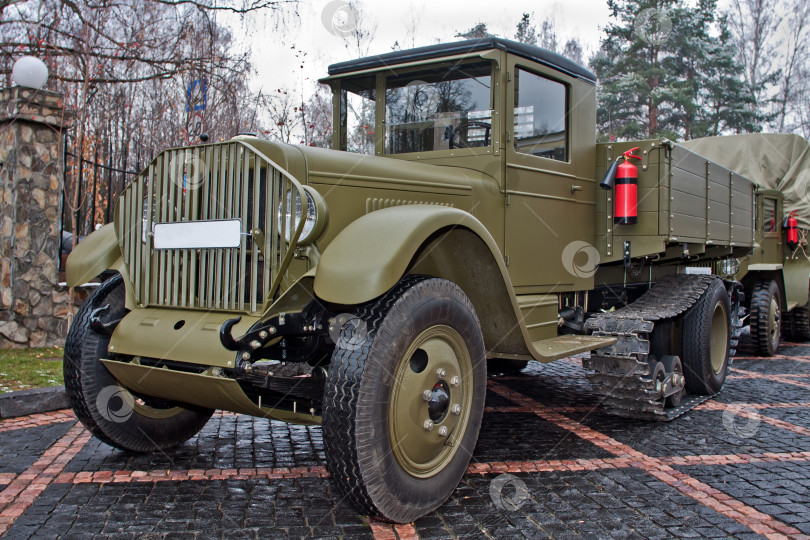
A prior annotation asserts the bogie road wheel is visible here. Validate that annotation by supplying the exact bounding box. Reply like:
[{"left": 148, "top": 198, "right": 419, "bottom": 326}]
[
  {"left": 750, "top": 280, "right": 782, "bottom": 356},
  {"left": 64, "top": 274, "right": 213, "bottom": 452},
  {"left": 682, "top": 278, "right": 731, "bottom": 395},
  {"left": 322, "top": 276, "right": 486, "bottom": 523}
]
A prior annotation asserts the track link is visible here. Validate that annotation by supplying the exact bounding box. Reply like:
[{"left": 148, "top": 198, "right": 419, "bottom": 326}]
[{"left": 583, "top": 274, "right": 720, "bottom": 421}]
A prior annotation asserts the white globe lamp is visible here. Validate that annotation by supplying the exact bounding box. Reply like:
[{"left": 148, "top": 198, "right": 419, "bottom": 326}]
[{"left": 12, "top": 56, "right": 49, "bottom": 89}]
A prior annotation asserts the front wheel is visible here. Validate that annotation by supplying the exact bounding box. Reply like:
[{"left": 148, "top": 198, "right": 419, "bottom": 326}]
[
  {"left": 64, "top": 274, "right": 213, "bottom": 452},
  {"left": 322, "top": 276, "right": 487, "bottom": 523}
]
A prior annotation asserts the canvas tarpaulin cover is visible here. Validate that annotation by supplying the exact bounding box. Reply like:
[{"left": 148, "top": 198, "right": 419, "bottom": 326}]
[{"left": 680, "top": 134, "right": 810, "bottom": 229}]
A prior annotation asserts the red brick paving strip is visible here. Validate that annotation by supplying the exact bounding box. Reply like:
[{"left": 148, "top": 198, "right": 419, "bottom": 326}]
[
  {"left": 487, "top": 381, "right": 805, "bottom": 540},
  {"left": 47, "top": 450, "right": 810, "bottom": 486},
  {"left": 659, "top": 451, "right": 810, "bottom": 466},
  {"left": 734, "top": 353, "right": 810, "bottom": 363},
  {"left": 0, "top": 409, "right": 75, "bottom": 433},
  {"left": 0, "top": 474, "right": 16, "bottom": 485},
  {"left": 695, "top": 402, "right": 810, "bottom": 410},
  {"left": 369, "top": 520, "right": 419, "bottom": 540},
  {"left": 732, "top": 368, "right": 810, "bottom": 390},
  {"left": 699, "top": 401, "right": 810, "bottom": 437},
  {"left": 0, "top": 423, "right": 90, "bottom": 536}
]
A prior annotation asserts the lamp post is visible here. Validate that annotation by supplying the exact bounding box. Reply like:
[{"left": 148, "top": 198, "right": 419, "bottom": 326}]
[{"left": 11, "top": 56, "right": 49, "bottom": 89}]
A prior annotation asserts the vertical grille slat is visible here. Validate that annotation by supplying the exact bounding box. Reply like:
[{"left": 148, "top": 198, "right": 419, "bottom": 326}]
[
  {"left": 157, "top": 153, "right": 169, "bottom": 305},
  {"left": 238, "top": 148, "right": 250, "bottom": 311},
  {"left": 250, "top": 158, "right": 261, "bottom": 313},
  {"left": 118, "top": 141, "right": 303, "bottom": 315}
]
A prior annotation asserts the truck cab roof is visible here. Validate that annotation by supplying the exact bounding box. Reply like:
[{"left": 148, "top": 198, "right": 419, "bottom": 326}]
[{"left": 326, "top": 37, "right": 597, "bottom": 84}]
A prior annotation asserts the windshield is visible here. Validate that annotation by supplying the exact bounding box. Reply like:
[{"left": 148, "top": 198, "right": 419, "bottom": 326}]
[{"left": 384, "top": 61, "right": 492, "bottom": 154}]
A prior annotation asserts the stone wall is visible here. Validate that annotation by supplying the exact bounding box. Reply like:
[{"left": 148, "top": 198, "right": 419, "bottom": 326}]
[{"left": 0, "top": 87, "right": 72, "bottom": 348}]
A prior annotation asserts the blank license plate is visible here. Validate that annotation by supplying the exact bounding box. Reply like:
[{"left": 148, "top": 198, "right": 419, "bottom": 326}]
[{"left": 152, "top": 219, "right": 242, "bottom": 250}]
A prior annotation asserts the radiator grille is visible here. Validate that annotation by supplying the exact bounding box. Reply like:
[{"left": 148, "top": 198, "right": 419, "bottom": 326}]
[{"left": 117, "top": 141, "right": 306, "bottom": 314}]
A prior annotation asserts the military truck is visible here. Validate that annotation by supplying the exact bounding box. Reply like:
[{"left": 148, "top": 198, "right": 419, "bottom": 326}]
[
  {"left": 65, "top": 38, "right": 762, "bottom": 523},
  {"left": 681, "top": 134, "right": 810, "bottom": 357}
]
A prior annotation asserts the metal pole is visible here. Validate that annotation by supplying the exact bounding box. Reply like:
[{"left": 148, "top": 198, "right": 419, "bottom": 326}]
[
  {"left": 106, "top": 139, "right": 112, "bottom": 224},
  {"left": 91, "top": 145, "right": 98, "bottom": 229}
]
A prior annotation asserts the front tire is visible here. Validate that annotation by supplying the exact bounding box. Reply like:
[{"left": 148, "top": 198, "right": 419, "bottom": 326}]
[
  {"left": 322, "top": 276, "right": 486, "bottom": 523},
  {"left": 750, "top": 280, "right": 782, "bottom": 356},
  {"left": 682, "top": 278, "right": 730, "bottom": 395},
  {"left": 64, "top": 274, "right": 213, "bottom": 452}
]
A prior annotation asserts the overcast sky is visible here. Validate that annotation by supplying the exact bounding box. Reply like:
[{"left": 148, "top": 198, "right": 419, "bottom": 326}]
[
  {"left": 233, "top": 0, "right": 613, "bottom": 94},
  {"left": 225, "top": 0, "right": 741, "bottom": 100}
]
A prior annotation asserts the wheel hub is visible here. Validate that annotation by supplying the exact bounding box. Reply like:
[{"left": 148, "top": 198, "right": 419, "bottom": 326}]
[
  {"left": 427, "top": 382, "right": 450, "bottom": 423},
  {"left": 388, "top": 326, "right": 473, "bottom": 478}
]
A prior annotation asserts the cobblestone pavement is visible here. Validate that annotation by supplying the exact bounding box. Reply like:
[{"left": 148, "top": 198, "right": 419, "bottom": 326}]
[{"left": 1, "top": 337, "right": 809, "bottom": 539}]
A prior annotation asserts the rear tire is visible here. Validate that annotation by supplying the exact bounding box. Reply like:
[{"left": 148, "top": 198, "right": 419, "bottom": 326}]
[
  {"left": 788, "top": 306, "right": 810, "bottom": 342},
  {"left": 64, "top": 275, "right": 213, "bottom": 452},
  {"left": 681, "top": 278, "right": 730, "bottom": 395},
  {"left": 750, "top": 280, "right": 781, "bottom": 356},
  {"left": 322, "top": 276, "right": 486, "bottom": 523}
]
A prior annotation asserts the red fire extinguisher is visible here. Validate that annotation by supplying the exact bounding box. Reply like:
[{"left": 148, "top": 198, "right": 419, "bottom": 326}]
[
  {"left": 784, "top": 210, "right": 799, "bottom": 250},
  {"left": 614, "top": 147, "right": 641, "bottom": 224}
]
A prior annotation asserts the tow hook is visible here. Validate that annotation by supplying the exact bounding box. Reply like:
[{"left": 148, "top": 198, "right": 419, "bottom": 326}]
[{"left": 219, "top": 304, "right": 330, "bottom": 371}]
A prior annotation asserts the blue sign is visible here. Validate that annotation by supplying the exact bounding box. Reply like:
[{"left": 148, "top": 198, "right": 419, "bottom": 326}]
[{"left": 186, "top": 79, "right": 208, "bottom": 112}]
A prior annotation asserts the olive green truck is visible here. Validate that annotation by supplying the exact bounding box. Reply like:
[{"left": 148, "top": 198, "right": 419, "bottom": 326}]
[{"left": 64, "top": 38, "right": 809, "bottom": 523}]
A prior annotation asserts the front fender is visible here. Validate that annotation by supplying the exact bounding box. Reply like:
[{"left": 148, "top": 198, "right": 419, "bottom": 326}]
[
  {"left": 313, "top": 205, "right": 505, "bottom": 305},
  {"left": 66, "top": 223, "right": 122, "bottom": 286}
]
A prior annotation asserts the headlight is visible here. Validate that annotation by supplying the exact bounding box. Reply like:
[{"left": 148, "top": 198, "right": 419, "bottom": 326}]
[
  {"left": 278, "top": 186, "right": 327, "bottom": 245},
  {"left": 719, "top": 258, "right": 740, "bottom": 276}
]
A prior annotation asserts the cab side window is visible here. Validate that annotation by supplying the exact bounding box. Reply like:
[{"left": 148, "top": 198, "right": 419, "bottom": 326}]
[
  {"left": 763, "top": 198, "right": 776, "bottom": 233},
  {"left": 513, "top": 69, "right": 568, "bottom": 162}
]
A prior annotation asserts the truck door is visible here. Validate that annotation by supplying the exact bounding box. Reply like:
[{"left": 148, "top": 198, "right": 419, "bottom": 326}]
[
  {"left": 504, "top": 57, "right": 597, "bottom": 293},
  {"left": 752, "top": 192, "right": 783, "bottom": 264}
]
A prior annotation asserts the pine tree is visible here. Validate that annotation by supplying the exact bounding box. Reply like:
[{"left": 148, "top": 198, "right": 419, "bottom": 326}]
[
  {"left": 591, "top": 0, "right": 760, "bottom": 141},
  {"left": 515, "top": 13, "right": 537, "bottom": 45},
  {"left": 455, "top": 23, "right": 493, "bottom": 40}
]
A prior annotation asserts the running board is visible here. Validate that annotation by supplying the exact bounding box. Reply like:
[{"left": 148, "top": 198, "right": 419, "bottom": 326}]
[{"left": 531, "top": 335, "right": 617, "bottom": 362}]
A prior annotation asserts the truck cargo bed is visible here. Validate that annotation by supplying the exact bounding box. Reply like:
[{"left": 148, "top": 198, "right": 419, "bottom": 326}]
[{"left": 595, "top": 139, "right": 756, "bottom": 264}]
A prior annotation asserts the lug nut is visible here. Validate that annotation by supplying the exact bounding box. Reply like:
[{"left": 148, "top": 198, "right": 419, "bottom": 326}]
[
  {"left": 268, "top": 327, "right": 277, "bottom": 335},
  {"left": 436, "top": 368, "right": 446, "bottom": 379},
  {"left": 422, "top": 390, "right": 432, "bottom": 401},
  {"left": 259, "top": 330, "right": 268, "bottom": 339},
  {"left": 241, "top": 352, "right": 251, "bottom": 360},
  {"left": 423, "top": 419, "right": 434, "bottom": 431},
  {"left": 449, "top": 375, "right": 460, "bottom": 387},
  {"left": 451, "top": 404, "right": 462, "bottom": 415},
  {"left": 250, "top": 340, "right": 261, "bottom": 349},
  {"left": 438, "top": 426, "right": 448, "bottom": 437}
]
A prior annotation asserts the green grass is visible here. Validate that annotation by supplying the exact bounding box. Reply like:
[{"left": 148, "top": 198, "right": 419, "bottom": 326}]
[{"left": 0, "top": 347, "right": 64, "bottom": 394}]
